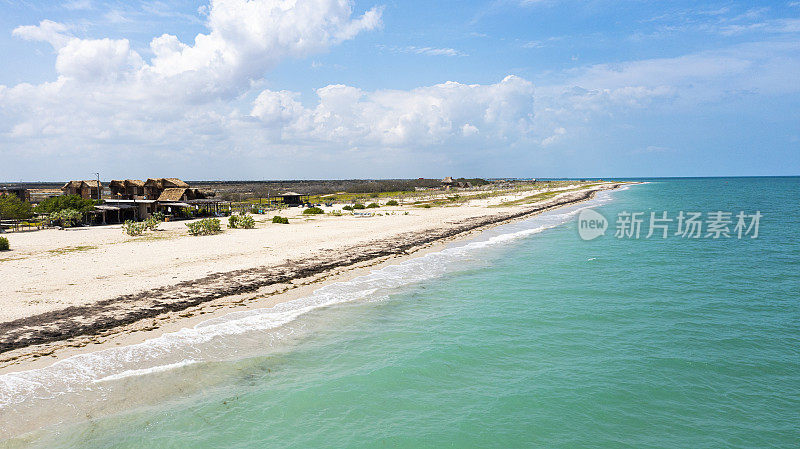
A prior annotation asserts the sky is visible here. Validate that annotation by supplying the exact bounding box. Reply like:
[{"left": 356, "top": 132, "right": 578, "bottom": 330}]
[{"left": 0, "top": 0, "right": 798, "bottom": 181}]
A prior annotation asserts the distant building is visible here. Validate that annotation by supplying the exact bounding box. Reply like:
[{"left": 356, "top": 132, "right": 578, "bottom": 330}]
[
  {"left": 143, "top": 178, "right": 190, "bottom": 200},
  {"left": 441, "top": 176, "right": 470, "bottom": 190},
  {"left": 109, "top": 179, "right": 145, "bottom": 199},
  {"left": 279, "top": 192, "right": 305, "bottom": 206},
  {"left": 0, "top": 187, "right": 30, "bottom": 202},
  {"left": 62, "top": 180, "right": 101, "bottom": 199}
]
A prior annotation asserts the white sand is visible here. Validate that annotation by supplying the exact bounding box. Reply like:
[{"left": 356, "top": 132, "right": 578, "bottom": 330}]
[{"left": 1, "top": 201, "right": 529, "bottom": 323}]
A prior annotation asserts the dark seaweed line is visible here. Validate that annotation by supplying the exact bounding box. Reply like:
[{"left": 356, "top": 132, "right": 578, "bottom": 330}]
[{"left": 0, "top": 187, "right": 614, "bottom": 354}]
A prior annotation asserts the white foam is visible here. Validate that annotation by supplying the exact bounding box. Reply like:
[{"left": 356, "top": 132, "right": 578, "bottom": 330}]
[
  {"left": 93, "top": 360, "right": 198, "bottom": 383},
  {"left": 0, "top": 187, "right": 622, "bottom": 408}
]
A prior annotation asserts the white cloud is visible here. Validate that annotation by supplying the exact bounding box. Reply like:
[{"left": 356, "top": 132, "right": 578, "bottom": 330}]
[
  {"left": 10, "top": 0, "right": 383, "bottom": 98},
  {"left": 12, "top": 20, "right": 72, "bottom": 48},
  {"left": 378, "top": 45, "right": 467, "bottom": 57},
  {"left": 541, "top": 127, "right": 565, "bottom": 146},
  {"left": 250, "top": 75, "right": 535, "bottom": 147}
]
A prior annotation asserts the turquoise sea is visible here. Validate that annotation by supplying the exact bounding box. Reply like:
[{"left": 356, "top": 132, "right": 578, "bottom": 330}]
[{"left": 1, "top": 177, "right": 798, "bottom": 448}]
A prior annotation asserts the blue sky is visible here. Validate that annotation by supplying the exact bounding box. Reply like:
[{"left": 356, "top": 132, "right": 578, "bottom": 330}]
[{"left": 1, "top": 0, "right": 798, "bottom": 181}]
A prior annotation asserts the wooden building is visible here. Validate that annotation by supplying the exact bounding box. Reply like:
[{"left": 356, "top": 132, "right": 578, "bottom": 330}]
[
  {"left": 279, "top": 192, "right": 306, "bottom": 206},
  {"left": 109, "top": 179, "right": 145, "bottom": 199},
  {"left": 62, "top": 180, "right": 101, "bottom": 199},
  {"left": 143, "top": 178, "right": 190, "bottom": 200},
  {"left": 0, "top": 187, "right": 30, "bottom": 202}
]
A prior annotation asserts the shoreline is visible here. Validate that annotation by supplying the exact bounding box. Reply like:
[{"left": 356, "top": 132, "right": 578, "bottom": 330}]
[{"left": 0, "top": 184, "right": 624, "bottom": 374}]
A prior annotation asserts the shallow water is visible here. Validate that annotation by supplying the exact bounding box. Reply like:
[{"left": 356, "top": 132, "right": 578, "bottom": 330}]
[{"left": 2, "top": 178, "right": 798, "bottom": 448}]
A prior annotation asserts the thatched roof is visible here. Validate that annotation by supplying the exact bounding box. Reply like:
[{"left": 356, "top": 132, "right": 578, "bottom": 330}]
[
  {"left": 62, "top": 180, "right": 83, "bottom": 189},
  {"left": 280, "top": 191, "right": 302, "bottom": 196},
  {"left": 442, "top": 177, "right": 454, "bottom": 184},
  {"left": 157, "top": 187, "right": 188, "bottom": 201},
  {"left": 62, "top": 180, "right": 100, "bottom": 189},
  {"left": 125, "top": 179, "right": 145, "bottom": 187},
  {"left": 144, "top": 178, "right": 188, "bottom": 189},
  {"left": 164, "top": 178, "right": 189, "bottom": 187}
]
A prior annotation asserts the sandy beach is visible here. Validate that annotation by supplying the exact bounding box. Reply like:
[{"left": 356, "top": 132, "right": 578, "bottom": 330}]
[{"left": 0, "top": 183, "right": 623, "bottom": 372}]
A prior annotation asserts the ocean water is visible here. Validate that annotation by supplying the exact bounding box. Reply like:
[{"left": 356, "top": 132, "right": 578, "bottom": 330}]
[{"left": 1, "top": 178, "right": 799, "bottom": 448}]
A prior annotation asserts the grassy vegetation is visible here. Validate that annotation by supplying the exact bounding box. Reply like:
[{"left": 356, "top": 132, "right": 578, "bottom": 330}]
[
  {"left": 0, "top": 237, "right": 9, "bottom": 251},
  {"left": 47, "top": 245, "right": 97, "bottom": 255}
]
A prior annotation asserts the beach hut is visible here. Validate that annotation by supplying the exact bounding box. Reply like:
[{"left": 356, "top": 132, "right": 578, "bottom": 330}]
[
  {"left": 157, "top": 188, "right": 191, "bottom": 202},
  {"left": 109, "top": 179, "right": 145, "bottom": 199},
  {"left": 61, "top": 180, "right": 101, "bottom": 199},
  {"left": 279, "top": 192, "right": 305, "bottom": 206},
  {"left": 143, "top": 178, "right": 190, "bottom": 200}
]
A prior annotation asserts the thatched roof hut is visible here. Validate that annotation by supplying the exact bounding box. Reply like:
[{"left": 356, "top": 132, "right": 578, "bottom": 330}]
[
  {"left": 157, "top": 188, "right": 190, "bottom": 202},
  {"left": 61, "top": 180, "right": 101, "bottom": 199}
]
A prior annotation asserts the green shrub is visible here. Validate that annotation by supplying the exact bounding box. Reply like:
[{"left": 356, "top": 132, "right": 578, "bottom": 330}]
[
  {"left": 143, "top": 216, "right": 160, "bottom": 231},
  {"left": 229, "top": 214, "right": 255, "bottom": 229},
  {"left": 151, "top": 211, "right": 165, "bottom": 222},
  {"left": 272, "top": 215, "right": 289, "bottom": 224},
  {"left": 0, "top": 194, "right": 33, "bottom": 220},
  {"left": 35, "top": 195, "right": 96, "bottom": 214},
  {"left": 353, "top": 203, "right": 365, "bottom": 210},
  {"left": 385, "top": 200, "right": 399, "bottom": 206},
  {"left": 122, "top": 220, "right": 146, "bottom": 236},
  {"left": 186, "top": 218, "right": 222, "bottom": 235},
  {"left": 422, "top": 204, "right": 432, "bottom": 208},
  {"left": 51, "top": 209, "right": 82, "bottom": 227},
  {"left": 0, "top": 237, "right": 9, "bottom": 251},
  {"left": 342, "top": 205, "right": 353, "bottom": 211},
  {"left": 366, "top": 203, "right": 379, "bottom": 209},
  {"left": 238, "top": 215, "right": 255, "bottom": 228},
  {"left": 303, "top": 207, "right": 324, "bottom": 215},
  {"left": 329, "top": 210, "right": 343, "bottom": 216}
]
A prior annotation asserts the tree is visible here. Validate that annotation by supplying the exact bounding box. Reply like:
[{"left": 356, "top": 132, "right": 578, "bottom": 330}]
[
  {"left": 35, "top": 195, "right": 97, "bottom": 214},
  {"left": 0, "top": 194, "right": 33, "bottom": 220}
]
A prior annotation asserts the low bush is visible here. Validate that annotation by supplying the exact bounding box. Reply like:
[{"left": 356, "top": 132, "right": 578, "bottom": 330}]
[
  {"left": 303, "top": 207, "right": 324, "bottom": 215},
  {"left": 239, "top": 215, "right": 255, "bottom": 228},
  {"left": 385, "top": 200, "right": 399, "bottom": 206},
  {"left": 51, "top": 209, "right": 82, "bottom": 227},
  {"left": 143, "top": 216, "right": 160, "bottom": 231},
  {"left": 186, "top": 218, "right": 222, "bottom": 235},
  {"left": 352, "top": 203, "right": 365, "bottom": 210},
  {"left": 151, "top": 211, "right": 165, "bottom": 222},
  {"left": 342, "top": 205, "right": 353, "bottom": 211},
  {"left": 366, "top": 203, "right": 379, "bottom": 209},
  {"left": 0, "top": 236, "right": 9, "bottom": 251},
  {"left": 329, "top": 210, "right": 343, "bottom": 216},
  {"left": 229, "top": 214, "right": 256, "bottom": 229},
  {"left": 272, "top": 215, "right": 289, "bottom": 224},
  {"left": 122, "top": 220, "right": 146, "bottom": 236}
]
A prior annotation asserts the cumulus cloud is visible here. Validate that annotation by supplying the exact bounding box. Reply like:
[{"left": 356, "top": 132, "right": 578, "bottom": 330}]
[
  {"left": 250, "top": 75, "right": 535, "bottom": 147},
  {"left": 10, "top": 0, "right": 383, "bottom": 98}
]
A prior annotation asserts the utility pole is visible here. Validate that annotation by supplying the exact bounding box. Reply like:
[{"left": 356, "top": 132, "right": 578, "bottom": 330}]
[{"left": 94, "top": 172, "right": 101, "bottom": 200}]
